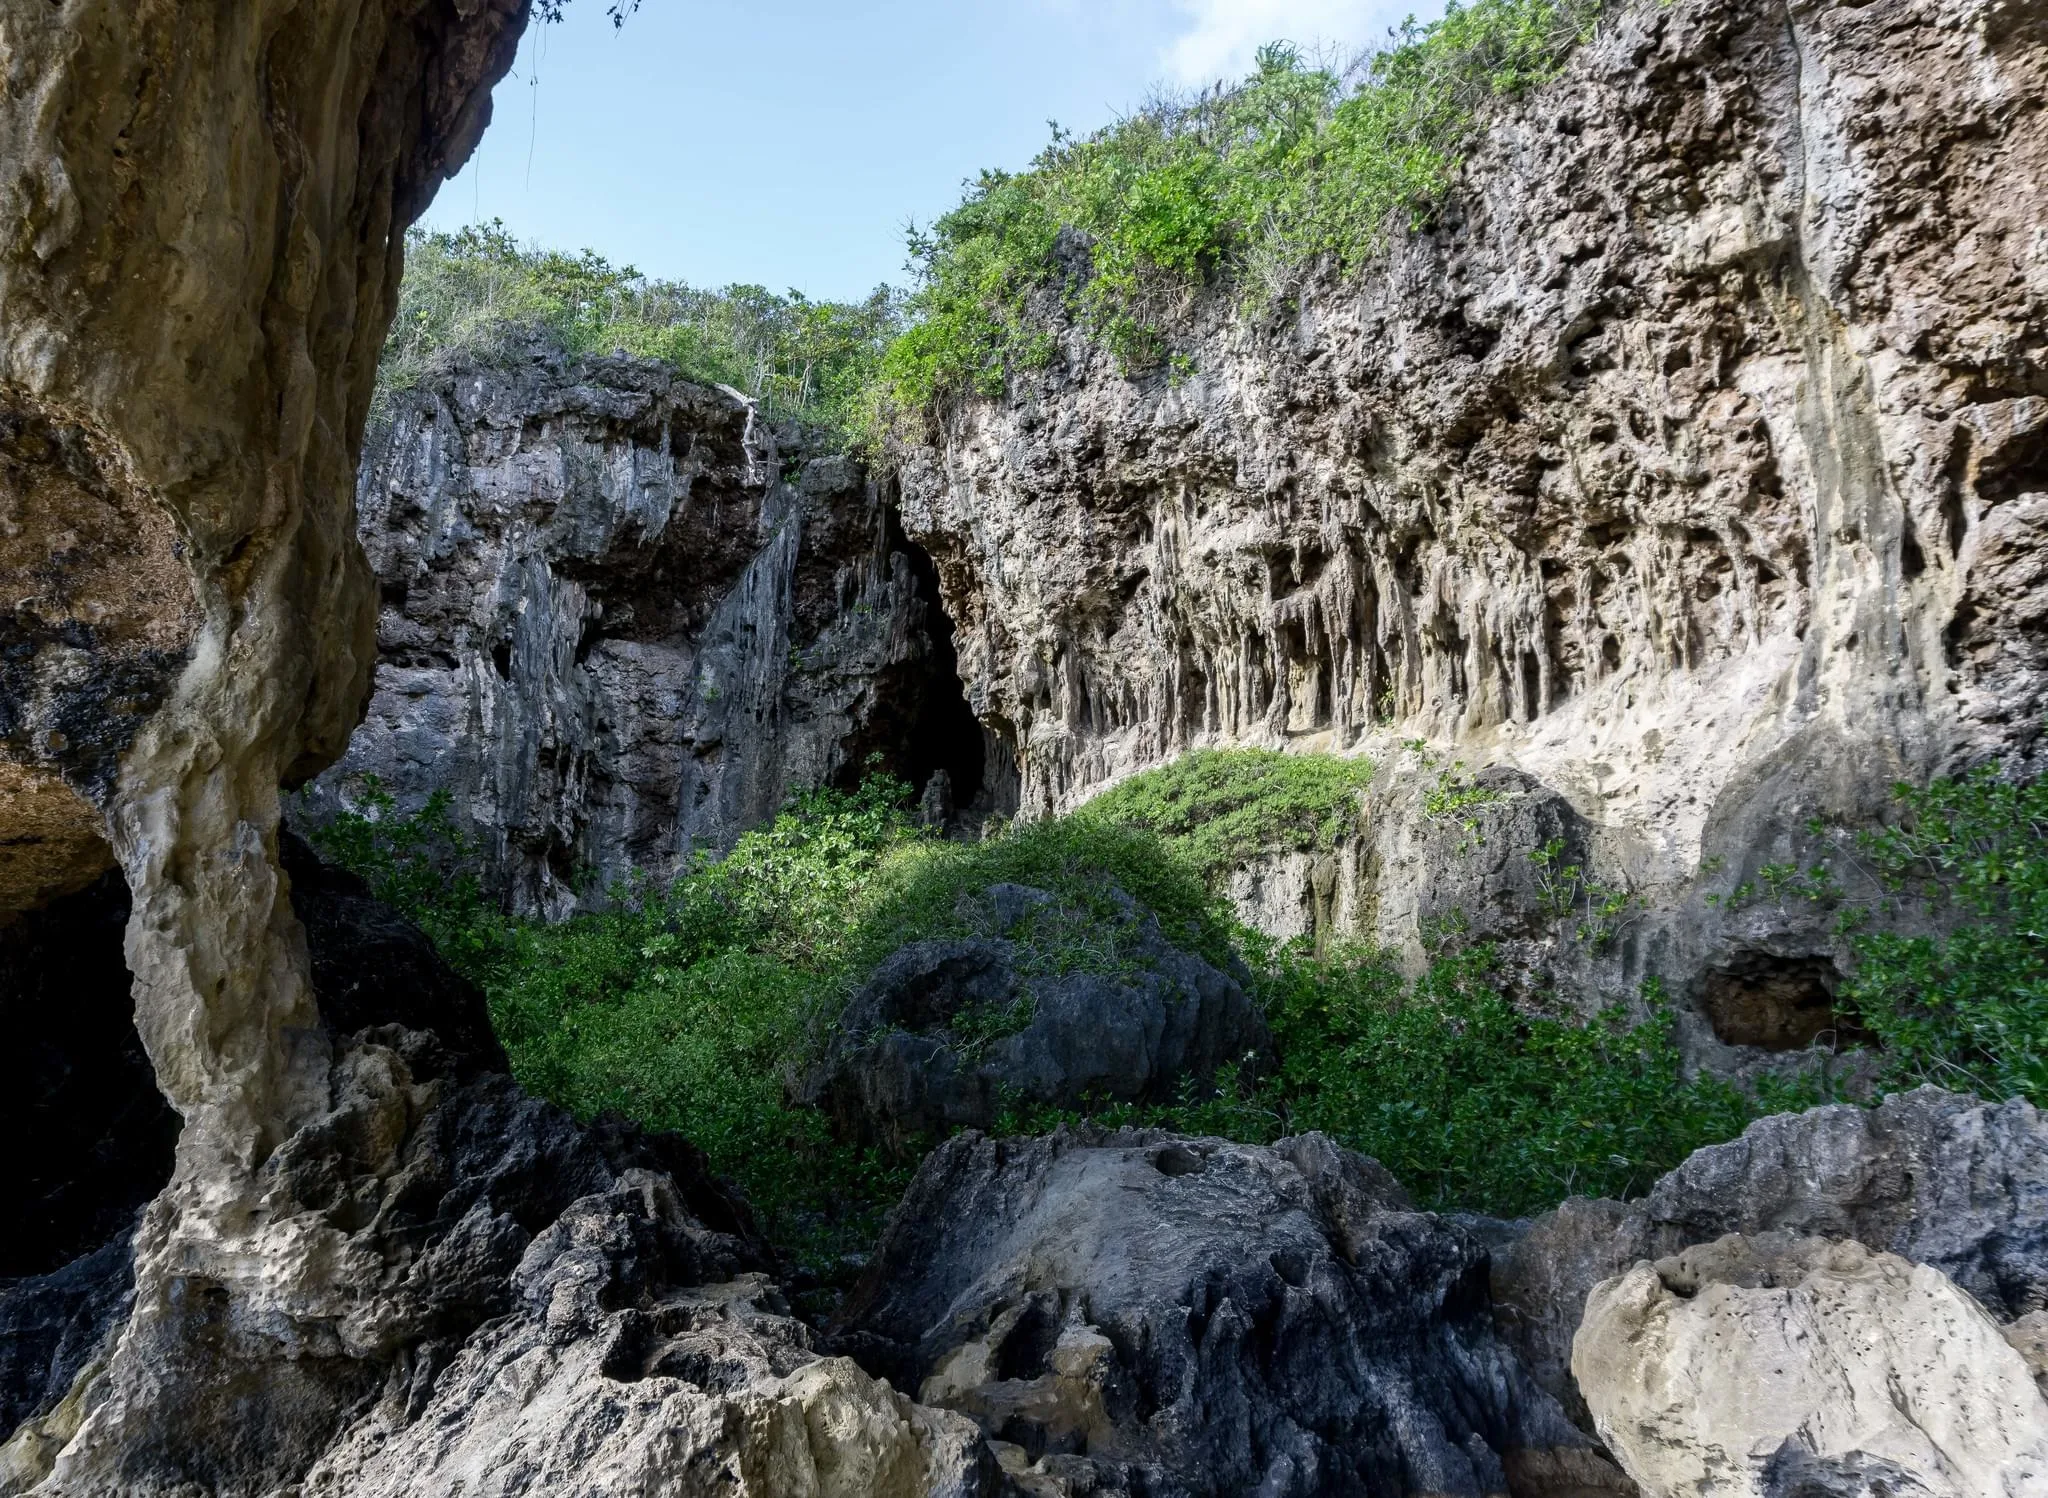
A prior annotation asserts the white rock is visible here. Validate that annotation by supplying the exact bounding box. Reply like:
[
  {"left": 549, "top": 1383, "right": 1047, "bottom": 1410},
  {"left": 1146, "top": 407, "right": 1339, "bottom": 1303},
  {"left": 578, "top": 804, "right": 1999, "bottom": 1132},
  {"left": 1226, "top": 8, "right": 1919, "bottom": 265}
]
[{"left": 1572, "top": 1234, "right": 2048, "bottom": 1497}]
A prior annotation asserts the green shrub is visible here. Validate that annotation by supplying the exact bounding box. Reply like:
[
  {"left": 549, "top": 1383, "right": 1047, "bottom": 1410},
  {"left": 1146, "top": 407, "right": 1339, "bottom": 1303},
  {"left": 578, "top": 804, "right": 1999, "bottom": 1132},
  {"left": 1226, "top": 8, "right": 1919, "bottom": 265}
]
[
  {"left": 880, "top": 0, "right": 1608, "bottom": 408},
  {"left": 1845, "top": 767, "right": 2048, "bottom": 1103},
  {"left": 1261, "top": 945, "right": 1781, "bottom": 1213},
  {"left": 378, "top": 222, "right": 902, "bottom": 441},
  {"left": 1079, "top": 748, "right": 1372, "bottom": 886}
]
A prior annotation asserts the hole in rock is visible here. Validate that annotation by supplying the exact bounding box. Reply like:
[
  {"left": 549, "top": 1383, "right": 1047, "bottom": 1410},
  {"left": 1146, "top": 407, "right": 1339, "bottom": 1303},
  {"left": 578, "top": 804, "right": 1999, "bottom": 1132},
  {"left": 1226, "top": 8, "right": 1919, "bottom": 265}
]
[
  {"left": 836, "top": 520, "right": 1010, "bottom": 818},
  {"left": 995, "top": 1297, "right": 1063, "bottom": 1382},
  {"left": 1151, "top": 1143, "right": 1207, "bottom": 1178},
  {"left": 2, "top": 870, "right": 179, "bottom": 1280},
  {"left": 1698, "top": 953, "right": 1859, "bottom": 1052}
]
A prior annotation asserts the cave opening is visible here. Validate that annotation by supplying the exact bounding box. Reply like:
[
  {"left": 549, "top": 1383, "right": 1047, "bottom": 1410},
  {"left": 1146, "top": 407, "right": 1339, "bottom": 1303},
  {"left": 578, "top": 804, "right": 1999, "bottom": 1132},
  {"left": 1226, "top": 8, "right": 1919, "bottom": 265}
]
[
  {"left": 2, "top": 871, "right": 179, "bottom": 1283},
  {"left": 1697, "top": 952, "right": 1861, "bottom": 1052},
  {"left": 0, "top": 870, "right": 179, "bottom": 1440},
  {"left": 838, "top": 515, "right": 1014, "bottom": 823}
]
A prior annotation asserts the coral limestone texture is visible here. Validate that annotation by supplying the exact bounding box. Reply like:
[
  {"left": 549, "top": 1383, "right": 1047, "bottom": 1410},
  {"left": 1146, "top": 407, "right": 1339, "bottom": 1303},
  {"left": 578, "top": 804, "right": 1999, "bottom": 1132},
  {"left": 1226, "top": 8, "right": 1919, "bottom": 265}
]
[{"left": 897, "top": 0, "right": 2048, "bottom": 995}]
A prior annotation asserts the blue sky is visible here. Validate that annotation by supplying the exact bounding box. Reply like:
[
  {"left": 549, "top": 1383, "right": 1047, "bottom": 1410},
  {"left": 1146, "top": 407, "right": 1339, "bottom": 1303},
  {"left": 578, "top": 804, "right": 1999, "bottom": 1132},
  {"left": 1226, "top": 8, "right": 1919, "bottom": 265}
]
[{"left": 421, "top": 0, "right": 1445, "bottom": 301}]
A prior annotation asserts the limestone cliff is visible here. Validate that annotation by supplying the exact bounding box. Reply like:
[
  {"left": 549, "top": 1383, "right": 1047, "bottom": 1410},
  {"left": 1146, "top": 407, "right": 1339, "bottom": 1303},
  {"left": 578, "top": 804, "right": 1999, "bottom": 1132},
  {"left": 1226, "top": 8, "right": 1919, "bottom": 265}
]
[
  {"left": 896, "top": 0, "right": 2048, "bottom": 1018},
  {"left": 0, "top": 0, "right": 525, "bottom": 1489},
  {"left": 305, "top": 351, "right": 997, "bottom": 916}
]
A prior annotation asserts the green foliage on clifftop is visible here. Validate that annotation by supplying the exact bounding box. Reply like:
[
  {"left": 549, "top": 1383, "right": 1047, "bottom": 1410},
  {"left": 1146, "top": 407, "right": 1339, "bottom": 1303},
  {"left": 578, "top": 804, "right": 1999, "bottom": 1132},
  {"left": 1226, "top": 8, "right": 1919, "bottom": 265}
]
[
  {"left": 878, "top": 0, "right": 1608, "bottom": 408},
  {"left": 377, "top": 222, "right": 901, "bottom": 440}
]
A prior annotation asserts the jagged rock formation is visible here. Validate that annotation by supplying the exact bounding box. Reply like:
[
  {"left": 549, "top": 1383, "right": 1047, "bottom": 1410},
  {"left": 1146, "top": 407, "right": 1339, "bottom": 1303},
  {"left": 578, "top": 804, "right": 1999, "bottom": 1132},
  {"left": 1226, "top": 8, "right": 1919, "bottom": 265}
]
[
  {"left": 306, "top": 352, "right": 998, "bottom": 915},
  {"left": 836, "top": 1127, "right": 1633, "bottom": 1497},
  {"left": 0, "top": 0, "right": 525, "bottom": 1488},
  {"left": 896, "top": 0, "right": 2048, "bottom": 1010},
  {"left": 1573, "top": 1234, "right": 2048, "bottom": 1497},
  {"left": 802, "top": 883, "right": 1270, "bottom": 1145},
  {"left": 0, "top": 834, "right": 1013, "bottom": 1498},
  {"left": 300, "top": 1198, "right": 997, "bottom": 1498}
]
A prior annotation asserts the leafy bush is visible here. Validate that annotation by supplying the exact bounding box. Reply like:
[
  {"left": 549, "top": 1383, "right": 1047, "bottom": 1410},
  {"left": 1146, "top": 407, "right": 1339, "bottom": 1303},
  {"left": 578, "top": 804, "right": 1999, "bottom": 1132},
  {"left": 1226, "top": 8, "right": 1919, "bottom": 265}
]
[
  {"left": 1079, "top": 748, "right": 1372, "bottom": 886},
  {"left": 1261, "top": 944, "right": 1778, "bottom": 1213},
  {"left": 309, "top": 776, "right": 1236, "bottom": 1264},
  {"left": 880, "top": 0, "right": 1608, "bottom": 407},
  {"left": 1845, "top": 768, "right": 2048, "bottom": 1103},
  {"left": 378, "top": 222, "right": 902, "bottom": 441}
]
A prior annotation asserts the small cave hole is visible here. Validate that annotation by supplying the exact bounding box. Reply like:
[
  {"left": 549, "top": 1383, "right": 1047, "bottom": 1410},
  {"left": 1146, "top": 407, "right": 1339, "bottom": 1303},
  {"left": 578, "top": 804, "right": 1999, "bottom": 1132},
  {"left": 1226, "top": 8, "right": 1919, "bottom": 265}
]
[
  {"left": 994, "top": 1297, "right": 1064, "bottom": 1383},
  {"left": 836, "top": 516, "right": 1014, "bottom": 822},
  {"left": 1698, "top": 953, "right": 1860, "bottom": 1052}
]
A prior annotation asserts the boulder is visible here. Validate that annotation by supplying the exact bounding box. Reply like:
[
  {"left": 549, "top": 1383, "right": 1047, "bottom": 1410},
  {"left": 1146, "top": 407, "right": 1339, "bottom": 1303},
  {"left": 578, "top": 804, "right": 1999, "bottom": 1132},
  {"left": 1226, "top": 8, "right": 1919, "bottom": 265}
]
[
  {"left": 836, "top": 1127, "right": 1633, "bottom": 1497},
  {"left": 804, "top": 885, "right": 1270, "bottom": 1145},
  {"left": 1489, "top": 1088, "right": 2048, "bottom": 1424},
  {"left": 1572, "top": 1234, "right": 2048, "bottom": 1498},
  {"left": 302, "top": 1181, "right": 996, "bottom": 1498}
]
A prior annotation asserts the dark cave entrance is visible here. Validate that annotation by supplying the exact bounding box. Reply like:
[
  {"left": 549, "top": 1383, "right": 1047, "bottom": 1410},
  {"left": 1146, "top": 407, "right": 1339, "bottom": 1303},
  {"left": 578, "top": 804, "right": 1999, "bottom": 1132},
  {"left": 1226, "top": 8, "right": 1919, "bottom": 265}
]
[
  {"left": 2, "top": 870, "right": 179, "bottom": 1283},
  {"left": 838, "top": 516, "right": 1016, "bottom": 823},
  {"left": 1, "top": 870, "right": 180, "bottom": 1438},
  {"left": 1697, "top": 951, "right": 1861, "bottom": 1052}
]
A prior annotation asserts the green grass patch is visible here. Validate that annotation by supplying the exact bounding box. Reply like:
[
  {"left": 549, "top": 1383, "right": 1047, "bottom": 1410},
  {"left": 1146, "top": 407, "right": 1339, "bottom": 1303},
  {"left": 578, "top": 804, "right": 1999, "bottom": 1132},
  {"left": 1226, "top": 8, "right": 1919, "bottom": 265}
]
[
  {"left": 879, "top": 0, "right": 1608, "bottom": 409},
  {"left": 1079, "top": 748, "right": 1373, "bottom": 886},
  {"left": 377, "top": 222, "right": 901, "bottom": 443}
]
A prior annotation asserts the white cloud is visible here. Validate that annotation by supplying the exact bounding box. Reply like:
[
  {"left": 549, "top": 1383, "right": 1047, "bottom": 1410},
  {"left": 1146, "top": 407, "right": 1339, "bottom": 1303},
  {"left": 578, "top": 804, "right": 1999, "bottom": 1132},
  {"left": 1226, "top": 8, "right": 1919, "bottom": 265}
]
[{"left": 1158, "top": 0, "right": 1426, "bottom": 87}]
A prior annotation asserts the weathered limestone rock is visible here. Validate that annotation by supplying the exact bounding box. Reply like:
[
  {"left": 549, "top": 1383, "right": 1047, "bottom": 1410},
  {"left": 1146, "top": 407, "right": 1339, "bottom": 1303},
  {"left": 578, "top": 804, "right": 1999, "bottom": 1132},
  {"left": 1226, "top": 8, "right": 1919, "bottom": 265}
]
[
  {"left": 837, "top": 1127, "right": 1633, "bottom": 1497},
  {"left": 302, "top": 1242, "right": 997, "bottom": 1498},
  {"left": 1572, "top": 1234, "right": 2048, "bottom": 1498},
  {"left": 1489, "top": 1087, "right": 2048, "bottom": 1434},
  {"left": 0, "top": 839, "right": 997, "bottom": 1498},
  {"left": 896, "top": 0, "right": 2048, "bottom": 1007},
  {"left": 0, "top": 0, "right": 526, "bottom": 1488},
  {"left": 802, "top": 884, "right": 1270, "bottom": 1145},
  {"left": 305, "top": 351, "right": 998, "bottom": 915}
]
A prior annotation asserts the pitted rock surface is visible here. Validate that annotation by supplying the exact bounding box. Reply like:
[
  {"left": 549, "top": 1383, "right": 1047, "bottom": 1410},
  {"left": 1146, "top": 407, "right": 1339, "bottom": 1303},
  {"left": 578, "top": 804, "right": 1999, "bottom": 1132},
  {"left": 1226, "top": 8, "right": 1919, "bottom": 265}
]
[
  {"left": 836, "top": 1127, "right": 1632, "bottom": 1497},
  {"left": 896, "top": 0, "right": 2048, "bottom": 1006}
]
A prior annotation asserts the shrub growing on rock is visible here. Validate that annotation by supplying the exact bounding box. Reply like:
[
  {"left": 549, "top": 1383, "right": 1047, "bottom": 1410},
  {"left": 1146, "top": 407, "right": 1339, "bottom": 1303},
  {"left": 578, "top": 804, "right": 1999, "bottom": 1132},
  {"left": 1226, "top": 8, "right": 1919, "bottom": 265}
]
[{"left": 1079, "top": 748, "right": 1373, "bottom": 887}]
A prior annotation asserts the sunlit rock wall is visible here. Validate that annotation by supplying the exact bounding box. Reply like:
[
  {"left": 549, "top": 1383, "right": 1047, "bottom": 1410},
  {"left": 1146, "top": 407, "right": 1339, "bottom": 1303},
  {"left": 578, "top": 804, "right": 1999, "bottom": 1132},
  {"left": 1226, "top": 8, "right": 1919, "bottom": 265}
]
[{"left": 898, "top": 0, "right": 2048, "bottom": 1016}]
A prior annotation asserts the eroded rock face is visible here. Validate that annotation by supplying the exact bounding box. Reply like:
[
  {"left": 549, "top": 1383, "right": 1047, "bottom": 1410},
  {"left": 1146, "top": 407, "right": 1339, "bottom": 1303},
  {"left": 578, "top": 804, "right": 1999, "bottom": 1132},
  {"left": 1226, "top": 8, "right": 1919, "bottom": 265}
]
[
  {"left": 837, "top": 1127, "right": 1632, "bottom": 1497},
  {"left": 802, "top": 884, "right": 1271, "bottom": 1145},
  {"left": 1572, "top": 1234, "right": 2048, "bottom": 1498},
  {"left": 0, "top": 0, "right": 527, "bottom": 1487},
  {"left": 305, "top": 352, "right": 997, "bottom": 915},
  {"left": 896, "top": 0, "right": 2048, "bottom": 1003}
]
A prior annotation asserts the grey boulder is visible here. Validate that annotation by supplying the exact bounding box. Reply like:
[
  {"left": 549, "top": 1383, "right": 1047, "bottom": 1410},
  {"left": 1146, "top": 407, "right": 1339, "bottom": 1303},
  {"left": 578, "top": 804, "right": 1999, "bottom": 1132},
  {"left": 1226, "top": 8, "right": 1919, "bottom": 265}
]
[
  {"left": 805, "top": 885, "right": 1271, "bottom": 1144},
  {"left": 1490, "top": 1087, "right": 2048, "bottom": 1432},
  {"left": 834, "top": 1126, "right": 1633, "bottom": 1497}
]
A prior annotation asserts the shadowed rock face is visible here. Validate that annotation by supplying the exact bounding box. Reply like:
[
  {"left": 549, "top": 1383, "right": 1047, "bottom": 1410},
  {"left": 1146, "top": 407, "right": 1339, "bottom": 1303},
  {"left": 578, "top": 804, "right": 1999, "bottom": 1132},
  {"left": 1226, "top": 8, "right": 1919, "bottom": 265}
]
[
  {"left": 836, "top": 1128, "right": 1634, "bottom": 1498},
  {"left": 896, "top": 0, "right": 2048, "bottom": 1004},
  {"left": 304, "top": 352, "right": 1000, "bottom": 917}
]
